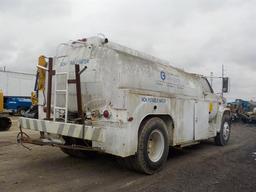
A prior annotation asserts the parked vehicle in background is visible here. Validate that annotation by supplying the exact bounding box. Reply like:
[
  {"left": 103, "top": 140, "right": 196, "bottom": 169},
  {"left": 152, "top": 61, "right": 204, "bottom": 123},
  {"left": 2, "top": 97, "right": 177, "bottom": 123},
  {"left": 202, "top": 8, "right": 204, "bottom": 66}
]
[
  {"left": 5, "top": 96, "right": 32, "bottom": 116},
  {"left": 0, "top": 69, "right": 35, "bottom": 117},
  {"left": 18, "top": 36, "right": 231, "bottom": 174},
  {"left": 228, "top": 99, "right": 256, "bottom": 123}
]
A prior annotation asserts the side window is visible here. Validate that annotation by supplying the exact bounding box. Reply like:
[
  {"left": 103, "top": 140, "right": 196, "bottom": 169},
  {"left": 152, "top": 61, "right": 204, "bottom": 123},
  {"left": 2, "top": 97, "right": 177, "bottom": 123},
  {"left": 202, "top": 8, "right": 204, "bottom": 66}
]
[{"left": 200, "top": 77, "right": 213, "bottom": 93}]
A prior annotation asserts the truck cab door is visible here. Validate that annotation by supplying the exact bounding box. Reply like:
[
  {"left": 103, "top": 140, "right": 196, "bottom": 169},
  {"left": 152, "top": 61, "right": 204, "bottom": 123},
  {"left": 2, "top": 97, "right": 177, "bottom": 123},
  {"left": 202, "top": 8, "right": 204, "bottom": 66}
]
[
  {"left": 200, "top": 77, "right": 218, "bottom": 120},
  {"left": 194, "top": 77, "right": 218, "bottom": 140}
]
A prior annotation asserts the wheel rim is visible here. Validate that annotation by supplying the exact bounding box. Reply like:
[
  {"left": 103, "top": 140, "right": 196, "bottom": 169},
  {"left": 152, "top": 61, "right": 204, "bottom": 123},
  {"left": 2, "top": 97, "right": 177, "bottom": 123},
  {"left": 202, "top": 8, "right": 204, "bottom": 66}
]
[
  {"left": 20, "top": 109, "right": 26, "bottom": 116},
  {"left": 223, "top": 122, "right": 230, "bottom": 140},
  {"left": 147, "top": 129, "right": 165, "bottom": 162}
]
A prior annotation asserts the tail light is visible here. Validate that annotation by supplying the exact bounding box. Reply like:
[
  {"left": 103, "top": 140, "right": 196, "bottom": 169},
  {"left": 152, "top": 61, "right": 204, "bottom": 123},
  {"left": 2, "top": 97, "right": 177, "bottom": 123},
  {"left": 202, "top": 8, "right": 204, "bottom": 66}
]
[
  {"left": 80, "top": 38, "right": 87, "bottom": 42},
  {"left": 103, "top": 110, "right": 110, "bottom": 119}
]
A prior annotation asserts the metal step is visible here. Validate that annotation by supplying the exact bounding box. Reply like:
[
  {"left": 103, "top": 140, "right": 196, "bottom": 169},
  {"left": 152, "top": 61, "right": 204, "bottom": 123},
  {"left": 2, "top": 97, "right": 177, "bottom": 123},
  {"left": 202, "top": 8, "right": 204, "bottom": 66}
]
[
  {"left": 55, "top": 89, "right": 68, "bottom": 92},
  {"left": 55, "top": 72, "right": 68, "bottom": 75},
  {"left": 54, "top": 106, "right": 67, "bottom": 110}
]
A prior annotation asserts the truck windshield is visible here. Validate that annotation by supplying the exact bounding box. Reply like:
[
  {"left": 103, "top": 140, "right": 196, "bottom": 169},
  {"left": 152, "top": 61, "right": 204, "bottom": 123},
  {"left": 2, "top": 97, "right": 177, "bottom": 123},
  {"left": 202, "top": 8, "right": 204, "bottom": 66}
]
[{"left": 200, "top": 77, "right": 214, "bottom": 93}]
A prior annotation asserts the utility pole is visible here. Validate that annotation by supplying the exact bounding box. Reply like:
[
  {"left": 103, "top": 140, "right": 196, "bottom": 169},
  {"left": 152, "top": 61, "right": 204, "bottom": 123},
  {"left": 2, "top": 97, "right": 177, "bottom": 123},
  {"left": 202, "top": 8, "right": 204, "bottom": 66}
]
[
  {"left": 210, "top": 72, "right": 213, "bottom": 87},
  {"left": 221, "top": 64, "right": 224, "bottom": 99},
  {"left": 206, "top": 65, "right": 228, "bottom": 101}
]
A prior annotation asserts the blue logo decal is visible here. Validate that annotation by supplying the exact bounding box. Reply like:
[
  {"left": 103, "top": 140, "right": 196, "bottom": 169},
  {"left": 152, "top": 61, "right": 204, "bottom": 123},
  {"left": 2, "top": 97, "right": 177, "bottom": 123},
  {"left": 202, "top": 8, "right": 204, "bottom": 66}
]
[{"left": 160, "top": 71, "right": 166, "bottom": 80}]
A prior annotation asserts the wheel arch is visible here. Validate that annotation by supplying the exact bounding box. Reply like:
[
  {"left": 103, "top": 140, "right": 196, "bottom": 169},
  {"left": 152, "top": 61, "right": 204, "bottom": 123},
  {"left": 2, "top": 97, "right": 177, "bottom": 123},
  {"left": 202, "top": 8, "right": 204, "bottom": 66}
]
[
  {"left": 17, "top": 106, "right": 26, "bottom": 115},
  {"left": 223, "top": 109, "right": 231, "bottom": 117},
  {"left": 216, "top": 107, "right": 231, "bottom": 132},
  {"left": 138, "top": 114, "right": 174, "bottom": 145}
]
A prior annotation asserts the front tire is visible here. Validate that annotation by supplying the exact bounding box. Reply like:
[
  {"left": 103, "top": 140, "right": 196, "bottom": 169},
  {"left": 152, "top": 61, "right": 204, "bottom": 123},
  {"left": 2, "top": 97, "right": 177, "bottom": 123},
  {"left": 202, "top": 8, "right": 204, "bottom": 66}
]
[
  {"left": 126, "top": 117, "right": 169, "bottom": 174},
  {"left": 18, "top": 107, "right": 26, "bottom": 116},
  {"left": 215, "top": 113, "right": 231, "bottom": 146}
]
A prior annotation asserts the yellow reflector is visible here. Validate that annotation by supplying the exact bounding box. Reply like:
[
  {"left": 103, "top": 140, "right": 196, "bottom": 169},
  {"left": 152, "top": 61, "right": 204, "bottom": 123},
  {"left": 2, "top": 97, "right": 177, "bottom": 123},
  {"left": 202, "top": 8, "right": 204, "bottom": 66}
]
[{"left": 209, "top": 102, "right": 213, "bottom": 113}]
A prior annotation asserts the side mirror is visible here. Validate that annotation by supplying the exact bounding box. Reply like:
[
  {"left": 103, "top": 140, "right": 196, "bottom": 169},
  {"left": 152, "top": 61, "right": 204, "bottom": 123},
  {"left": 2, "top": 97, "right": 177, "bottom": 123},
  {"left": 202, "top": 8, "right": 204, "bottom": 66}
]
[{"left": 222, "top": 77, "right": 229, "bottom": 93}]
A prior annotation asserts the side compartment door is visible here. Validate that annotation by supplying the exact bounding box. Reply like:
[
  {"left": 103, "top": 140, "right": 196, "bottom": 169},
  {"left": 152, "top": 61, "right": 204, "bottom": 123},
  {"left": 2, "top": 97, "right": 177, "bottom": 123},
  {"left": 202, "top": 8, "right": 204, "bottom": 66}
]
[
  {"left": 194, "top": 101, "right": 209, "bottom": 140},
  {"left": 176, "top": 99, "right": 194, "bottom": 143}
]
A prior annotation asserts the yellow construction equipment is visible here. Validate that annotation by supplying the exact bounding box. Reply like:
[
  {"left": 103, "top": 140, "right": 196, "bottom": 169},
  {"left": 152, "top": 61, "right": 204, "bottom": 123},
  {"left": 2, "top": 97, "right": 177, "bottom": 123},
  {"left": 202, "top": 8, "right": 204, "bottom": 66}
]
[
  {"left": 0, "top": 89, "right": 12, "bottom": 131},
  {"left": 31, "top": 91, "right": 38, "bottom": 106},
  {"left": 38, "top": 55, "right": 47, "bottom": 91}
]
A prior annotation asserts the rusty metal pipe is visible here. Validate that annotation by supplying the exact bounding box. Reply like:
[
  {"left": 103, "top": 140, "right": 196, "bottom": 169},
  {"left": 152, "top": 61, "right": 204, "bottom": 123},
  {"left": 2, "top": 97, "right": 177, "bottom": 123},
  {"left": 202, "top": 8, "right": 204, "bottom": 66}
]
[
  {"left": 46, "top": 58, "right": 53, "bottom": 120},
  {"left": 75, "top": 64, "right": 85, "bottom": 123}
]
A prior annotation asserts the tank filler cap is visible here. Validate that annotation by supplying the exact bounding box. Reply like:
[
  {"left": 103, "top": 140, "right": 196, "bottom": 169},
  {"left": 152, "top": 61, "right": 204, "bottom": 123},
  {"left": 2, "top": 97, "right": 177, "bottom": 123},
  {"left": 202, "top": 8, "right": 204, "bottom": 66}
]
[
  {"left": 97, "top": 33, "right": 108, "bottom": 44},
  {"left": 103, "top": 38, "right": 108, "bottom": 44}
]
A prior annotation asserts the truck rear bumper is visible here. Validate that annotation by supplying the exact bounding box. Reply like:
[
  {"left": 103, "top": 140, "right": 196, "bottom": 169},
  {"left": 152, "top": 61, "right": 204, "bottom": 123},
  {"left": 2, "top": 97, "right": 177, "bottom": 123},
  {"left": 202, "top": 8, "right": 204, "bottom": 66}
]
[
  {"left": 19, "top": 117, "right": 136, "bottom": 157},
  {"left": 19, "top": 117, "right": 104, "bottom": 142}
]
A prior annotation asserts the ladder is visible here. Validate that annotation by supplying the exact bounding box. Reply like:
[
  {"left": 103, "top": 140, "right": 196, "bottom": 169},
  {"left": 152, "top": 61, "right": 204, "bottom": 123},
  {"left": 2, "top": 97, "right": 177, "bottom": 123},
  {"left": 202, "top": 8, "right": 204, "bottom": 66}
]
[
  {"left": 44, "top": 56, "right": 85, "bottom": 123},
  {"left": 53, "top": 71, "right": 69, "bottom": 122},
  {"left": 51, "top": 64, "right": 86, "bottom": 123}
]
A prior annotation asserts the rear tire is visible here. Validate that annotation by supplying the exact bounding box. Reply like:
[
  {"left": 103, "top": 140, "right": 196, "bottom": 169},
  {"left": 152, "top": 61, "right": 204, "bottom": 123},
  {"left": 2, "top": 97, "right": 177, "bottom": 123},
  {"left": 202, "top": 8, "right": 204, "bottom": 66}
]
[
  {"left": 60, "top": 147, "right": 95, "bottom": 158},
  {"left": 60, "top": 137, "right": 97, "bottom": 158},
  {"left": 120, "top": 117, "right": 169, "bottom": 174},
  {"left": 215, "top": 113, "right": 231, "bottom": 146},
  {"left": 0, "top": 117, "right": 12, "bottom": 131}
]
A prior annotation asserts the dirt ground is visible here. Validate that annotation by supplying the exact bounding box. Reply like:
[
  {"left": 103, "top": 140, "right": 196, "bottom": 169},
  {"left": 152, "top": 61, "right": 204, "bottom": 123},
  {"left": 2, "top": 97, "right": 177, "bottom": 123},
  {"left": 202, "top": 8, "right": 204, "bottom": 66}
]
[{"left": 0, "top": 117, "right": 255, "bottom": 192}]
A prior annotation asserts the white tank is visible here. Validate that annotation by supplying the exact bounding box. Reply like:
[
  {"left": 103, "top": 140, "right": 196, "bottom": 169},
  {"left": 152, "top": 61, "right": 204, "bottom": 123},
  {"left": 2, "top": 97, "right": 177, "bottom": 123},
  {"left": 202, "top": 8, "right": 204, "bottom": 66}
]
[{"left": 52, "top": 37, "right": 217, "bottom": 119}]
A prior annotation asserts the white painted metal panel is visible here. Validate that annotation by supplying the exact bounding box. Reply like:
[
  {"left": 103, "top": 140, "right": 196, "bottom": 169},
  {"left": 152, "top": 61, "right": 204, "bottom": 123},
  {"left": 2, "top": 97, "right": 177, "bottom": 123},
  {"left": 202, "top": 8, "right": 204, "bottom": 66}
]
[
  {"left": 194, "top": 101, "right": 209, "bottom": 140},
  {"left": 0, "top": 71, "right": 35, "bottom": 96},
  {"left": 176, "top": 99, "right": 194, "bottom": 143}
]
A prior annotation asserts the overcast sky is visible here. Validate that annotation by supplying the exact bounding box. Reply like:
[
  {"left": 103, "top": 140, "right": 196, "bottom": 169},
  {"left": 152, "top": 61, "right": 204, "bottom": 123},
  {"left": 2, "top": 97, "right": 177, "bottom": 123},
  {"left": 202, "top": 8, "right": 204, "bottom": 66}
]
[{"left": 0, "top": 0, "right": 255, "bottom": 101}]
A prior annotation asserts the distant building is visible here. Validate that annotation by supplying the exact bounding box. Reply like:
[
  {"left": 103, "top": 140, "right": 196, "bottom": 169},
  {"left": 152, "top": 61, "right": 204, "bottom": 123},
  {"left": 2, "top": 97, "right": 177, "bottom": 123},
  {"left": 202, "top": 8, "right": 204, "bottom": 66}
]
[{"left": 0, "top": 70, "right": 35, "bottom": 96}]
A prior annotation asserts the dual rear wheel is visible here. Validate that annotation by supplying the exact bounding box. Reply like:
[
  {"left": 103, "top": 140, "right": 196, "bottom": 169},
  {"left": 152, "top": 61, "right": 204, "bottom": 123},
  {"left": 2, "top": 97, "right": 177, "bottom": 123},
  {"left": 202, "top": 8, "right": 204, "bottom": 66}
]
[
  {"left": 60, "top": 137, "right": 97, "bottom": 158},
  {"left": 119, "top": 117, "right": 169, "bottom": 174}
]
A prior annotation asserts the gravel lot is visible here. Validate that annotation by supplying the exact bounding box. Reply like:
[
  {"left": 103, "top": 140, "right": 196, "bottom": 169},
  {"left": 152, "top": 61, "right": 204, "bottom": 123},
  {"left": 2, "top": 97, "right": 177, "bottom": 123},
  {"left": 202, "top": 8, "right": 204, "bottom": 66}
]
[{"left": 0, "top": 117, "right": 256, "bottom": 192}]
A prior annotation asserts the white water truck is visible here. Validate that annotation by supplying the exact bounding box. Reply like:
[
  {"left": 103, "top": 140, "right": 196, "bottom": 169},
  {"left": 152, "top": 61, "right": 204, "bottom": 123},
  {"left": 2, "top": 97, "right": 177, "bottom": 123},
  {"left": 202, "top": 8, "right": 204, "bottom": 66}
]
[{"left": 18, "top": 36, "right": 231, "bottom": 174}]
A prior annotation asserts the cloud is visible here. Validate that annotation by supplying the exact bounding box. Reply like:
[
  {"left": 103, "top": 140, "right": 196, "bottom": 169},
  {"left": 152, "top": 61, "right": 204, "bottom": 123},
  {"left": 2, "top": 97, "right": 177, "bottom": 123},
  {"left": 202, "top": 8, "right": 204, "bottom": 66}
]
[
  {"left": 0, "top": 0, "right": 70, "bottom": 19},
  {"left": 0, "top": 0, "right": 255, "bottom": 100}
]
